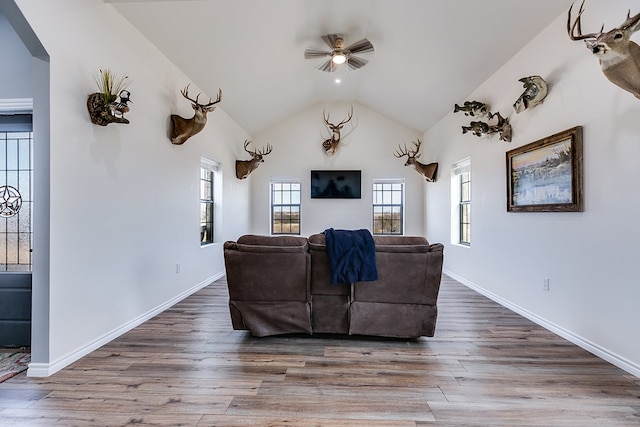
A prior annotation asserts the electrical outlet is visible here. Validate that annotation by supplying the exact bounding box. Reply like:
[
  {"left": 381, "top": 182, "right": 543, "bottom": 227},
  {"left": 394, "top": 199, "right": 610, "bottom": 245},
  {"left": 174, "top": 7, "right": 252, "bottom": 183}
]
[
  {"left": 176, "top": 263, "right": 181, "bottom": 273},
  {"left": 543, "top": 278, "right": 550, "bottom": 291}
]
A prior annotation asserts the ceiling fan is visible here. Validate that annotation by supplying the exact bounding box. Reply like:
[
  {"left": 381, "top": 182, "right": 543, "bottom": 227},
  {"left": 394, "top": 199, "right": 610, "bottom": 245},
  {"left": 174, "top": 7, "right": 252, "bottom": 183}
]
[{"left": 304, "top": 34, "right": 374, "bottom": 72}]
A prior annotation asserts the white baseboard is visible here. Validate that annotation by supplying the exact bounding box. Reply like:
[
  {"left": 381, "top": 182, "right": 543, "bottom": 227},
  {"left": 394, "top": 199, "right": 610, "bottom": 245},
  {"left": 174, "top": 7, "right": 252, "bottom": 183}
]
[
  {"left": 444, "top": 269, "right": 640, "bottom": 378},
  {"left": 26, "top": 273, "right": 224, "bottom": 377}
]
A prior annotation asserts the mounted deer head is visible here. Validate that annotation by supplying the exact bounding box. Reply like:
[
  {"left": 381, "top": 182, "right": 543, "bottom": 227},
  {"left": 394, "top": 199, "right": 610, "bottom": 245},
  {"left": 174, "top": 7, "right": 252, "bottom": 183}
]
[
  {"left": 170, "top": 84, "right": 222, "bottom": 145},
  {"left": 235, "top": 140, "right": 273, "bottom": 180},
  {"left": 322, "top": 106, "right": 353, "bottom": 155},
  {"left": 567, "top": 1, "right": 640, "bottom": 99},
  {"left": 394, "top": 139, "right": 438, "bottom": 182}
]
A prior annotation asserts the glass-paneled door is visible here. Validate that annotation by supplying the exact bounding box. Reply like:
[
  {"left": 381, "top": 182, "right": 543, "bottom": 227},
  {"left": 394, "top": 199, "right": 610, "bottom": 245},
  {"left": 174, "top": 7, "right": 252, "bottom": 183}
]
[{"left": 0, "top": 114, "right": 33, "bottom": 348}]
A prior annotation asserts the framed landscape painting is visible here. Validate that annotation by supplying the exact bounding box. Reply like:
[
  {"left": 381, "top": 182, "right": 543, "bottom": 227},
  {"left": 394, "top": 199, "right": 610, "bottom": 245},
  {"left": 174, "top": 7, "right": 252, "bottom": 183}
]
[{"left": 506, "top": 126, "right": 583, "bottom": 212}]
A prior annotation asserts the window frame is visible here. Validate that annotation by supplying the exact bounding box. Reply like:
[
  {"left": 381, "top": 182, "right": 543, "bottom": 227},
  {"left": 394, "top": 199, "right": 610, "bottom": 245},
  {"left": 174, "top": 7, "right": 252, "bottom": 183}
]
[
  {"left": 459, "top": 170, "right": 471, "bottom": 246},
  {"left": 270, "top": 179, "right": 301, "bottom": 235},
  {"left": 200, "top": 158, "right": 219, "bottom": 246},
  {"left": 372, "top": 179, "right": 404, "bottom": 235},
  {"left": 451, "top": 158, "right": 471, "bottom": 247}
]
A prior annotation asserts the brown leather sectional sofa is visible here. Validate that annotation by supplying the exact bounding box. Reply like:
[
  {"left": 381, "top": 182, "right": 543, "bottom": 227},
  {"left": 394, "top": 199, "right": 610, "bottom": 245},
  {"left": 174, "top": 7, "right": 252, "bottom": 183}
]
[{"left": 223, "top": 233, "right": 444, "bottom": 338}]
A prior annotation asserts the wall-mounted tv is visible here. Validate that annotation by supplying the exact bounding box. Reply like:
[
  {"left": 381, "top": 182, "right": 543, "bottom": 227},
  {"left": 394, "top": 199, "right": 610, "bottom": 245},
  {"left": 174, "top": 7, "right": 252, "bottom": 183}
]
[{"left": 311, "top": 170, "right": 361, "bottom": 199}]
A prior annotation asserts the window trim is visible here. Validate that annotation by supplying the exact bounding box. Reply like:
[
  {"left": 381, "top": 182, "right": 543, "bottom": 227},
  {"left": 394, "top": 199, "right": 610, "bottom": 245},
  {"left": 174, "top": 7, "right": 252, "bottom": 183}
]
[{"left": 372, "top": 178, "right": 405, "bottom": 235}]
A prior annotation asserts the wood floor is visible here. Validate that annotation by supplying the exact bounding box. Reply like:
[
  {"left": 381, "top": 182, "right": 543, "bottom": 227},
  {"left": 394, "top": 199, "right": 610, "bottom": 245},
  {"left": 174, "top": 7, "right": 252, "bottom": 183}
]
[{"left": 1, "top": 275, "right": 639, "bottom": 426}]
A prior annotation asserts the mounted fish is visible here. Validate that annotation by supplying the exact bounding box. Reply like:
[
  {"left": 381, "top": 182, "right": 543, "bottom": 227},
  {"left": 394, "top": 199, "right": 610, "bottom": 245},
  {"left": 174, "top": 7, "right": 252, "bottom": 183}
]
[
  {"left": 461, "top": 111, "right": 512, "bottom": 142},
  {"left": 489, "top": 111, "right": 512, "bottom": 142},
  {"left": 453, "top": 100, "right": 489, "bottom": 117},
  {"left": 462, "top": 121, "right": 490, "bottom": 138},
  {"left": 513, "top": 75, "right": 548, "bottom": 113}
]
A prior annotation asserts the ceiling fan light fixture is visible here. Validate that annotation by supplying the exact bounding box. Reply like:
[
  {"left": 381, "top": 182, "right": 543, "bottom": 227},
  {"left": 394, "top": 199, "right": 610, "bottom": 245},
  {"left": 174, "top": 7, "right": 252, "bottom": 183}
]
[
  {"left": 304, "top": 34, "right": 373, "bottom": 74},
  {"left": 332, "top": 53, "right": 347, "bottom": 65}
]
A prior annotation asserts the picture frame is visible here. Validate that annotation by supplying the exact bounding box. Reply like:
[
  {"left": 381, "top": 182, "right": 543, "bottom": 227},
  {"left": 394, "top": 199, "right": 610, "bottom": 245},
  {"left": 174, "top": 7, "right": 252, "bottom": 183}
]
[{"left": 506, "top": 126, "right": 583, "bottom": 212}]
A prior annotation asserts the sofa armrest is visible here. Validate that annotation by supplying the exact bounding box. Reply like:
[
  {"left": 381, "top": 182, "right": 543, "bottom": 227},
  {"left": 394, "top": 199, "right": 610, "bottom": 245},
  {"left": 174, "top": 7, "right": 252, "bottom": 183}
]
[{"left": 429, "top": 243, "right": 444, "bottom": 253}]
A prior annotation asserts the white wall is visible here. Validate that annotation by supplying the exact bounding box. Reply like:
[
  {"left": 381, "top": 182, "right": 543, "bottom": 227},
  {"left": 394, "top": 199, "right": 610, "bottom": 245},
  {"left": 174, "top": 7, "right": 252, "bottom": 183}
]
[
  {"left": 424, "top": 0, "right": 640, "bottom": 375},
  {"left": 251, "top": 102, "right": 429, "bottom": 237},
  {"left": 0, "top": 12, "right": 31, "bottom": 98},
  {"left": 13, "top": 0, "right": 251, "bottom": 375}
]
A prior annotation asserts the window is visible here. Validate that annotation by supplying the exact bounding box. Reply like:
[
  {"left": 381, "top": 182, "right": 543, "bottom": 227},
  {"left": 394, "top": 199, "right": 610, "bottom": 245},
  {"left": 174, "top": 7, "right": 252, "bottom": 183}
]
[
  {"left": 0, "top": 115, "right": 33, "bottom": 271},
  {"left": 451, "top": 158, "right": 471, "bottom": 246},
  {"left": 372, "top": 180, "right": 404, "bottom": 235},
  {"left": 271, "top": 181, "right": 300, "bottom": 235},
  {"left": 200, "top": 159, "right": 219, "bottom": 245},
  {"left": 459, "top": 170, "right": 471, "bottom": 245}
]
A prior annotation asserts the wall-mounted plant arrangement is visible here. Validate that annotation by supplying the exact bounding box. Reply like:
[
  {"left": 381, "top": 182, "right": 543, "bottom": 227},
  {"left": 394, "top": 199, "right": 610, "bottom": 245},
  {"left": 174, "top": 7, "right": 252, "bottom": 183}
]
[
  {"left": 513, "top": 75, "right": 548, "bottom": 113},
  {"left": 87, "top": 69, "right": 132, "bottom": 126}
]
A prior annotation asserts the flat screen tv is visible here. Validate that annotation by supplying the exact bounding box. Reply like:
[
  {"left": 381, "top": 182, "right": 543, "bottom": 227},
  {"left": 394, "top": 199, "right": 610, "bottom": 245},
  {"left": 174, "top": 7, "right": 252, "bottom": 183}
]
[{"left": 311, "top": 170, "right": 361, "bottom": 199}]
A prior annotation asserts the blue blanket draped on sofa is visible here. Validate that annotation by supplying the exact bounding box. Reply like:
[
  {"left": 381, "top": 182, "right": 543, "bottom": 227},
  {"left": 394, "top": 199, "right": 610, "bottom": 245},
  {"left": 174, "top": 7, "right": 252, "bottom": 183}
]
[{"left": 323, "top": 228, "right": 378, "bottom": 284}]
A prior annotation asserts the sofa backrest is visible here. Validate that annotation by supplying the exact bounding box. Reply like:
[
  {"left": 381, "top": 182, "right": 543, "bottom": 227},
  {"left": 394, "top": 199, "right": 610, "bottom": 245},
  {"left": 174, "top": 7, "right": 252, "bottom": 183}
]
[
  {"left": 224, "top": 235, "right": 310, "bottom": 302},
  {"left": 232, "top": 234, "right": 309, "bottom": 251}
]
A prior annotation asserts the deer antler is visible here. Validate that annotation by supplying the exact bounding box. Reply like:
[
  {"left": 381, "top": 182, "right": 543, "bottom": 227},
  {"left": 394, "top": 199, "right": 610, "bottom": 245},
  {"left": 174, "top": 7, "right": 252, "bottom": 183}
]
[
  {"left": 244, "top": 140, "right": 272, "bottom": 157},
  {"left": 567, "top": 0, "right": 604, "bottom": 41},
  {"left": 203, "top": 88, "right": 222, "bottom": 107},
  {"left": 258, "top": 143, "right": 273, "bottom": 156},
  {"left": 243, "top": 139, "right": 256, "bottom": 155},
  {"left": 621, "top": 8, "right": 640, "bottom": 31},
  {"left": 180, "top": 84, "right": 199, "bottom": 104},
  {"left": 411, "top": 138, "right": 422, "bottom": 155},
  {"left": 181, "top": 84, "right": 222, "bottom": 107},
  {"left": 323, "top": 106, "right": 353, "bottom": 128},
  {"left": 394, "top": 144, "right": 410, "bottom": 158},
  {"left": 395, "top": 139, "right": 422, "bottom": 158},
  {"left": 336, "top": 105, "right": 354, "bottom": 127},
  {"left": 322, "top": 109, "right": 331, "bottom": 126}
]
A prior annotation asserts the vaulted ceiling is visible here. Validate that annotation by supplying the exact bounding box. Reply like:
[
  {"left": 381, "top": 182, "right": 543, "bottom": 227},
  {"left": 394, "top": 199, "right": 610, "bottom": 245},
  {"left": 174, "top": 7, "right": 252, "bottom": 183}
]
[{"left": 105, "top": 0, "right": 575, "bottom": 135}]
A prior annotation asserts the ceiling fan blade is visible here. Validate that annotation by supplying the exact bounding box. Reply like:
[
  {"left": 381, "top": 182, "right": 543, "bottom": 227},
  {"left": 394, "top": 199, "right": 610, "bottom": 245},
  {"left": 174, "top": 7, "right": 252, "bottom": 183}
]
[
  {"left": 346, "top": 38, "right": 374, "bottom": 55},
  {"left": 317, "top": 59, "right": 334, "bottom": 72},
  {"left": 347, "top": 55, "right": 368, "bottom": 70},
  {"left": 304, "top": 48, "right": 331, "bottom": 59},
  {"left": 321, "top": 33, "right": 341, "bottom": 49}
]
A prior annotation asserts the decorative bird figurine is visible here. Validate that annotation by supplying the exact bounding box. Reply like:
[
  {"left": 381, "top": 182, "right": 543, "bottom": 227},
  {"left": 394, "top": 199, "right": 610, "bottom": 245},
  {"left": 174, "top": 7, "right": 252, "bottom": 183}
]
[
  {"left": 513, "top": 75, "right": 547, "bottom": 113},
  {"left": 109, "top": 90, "right": 132, "bottom": 119}
]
